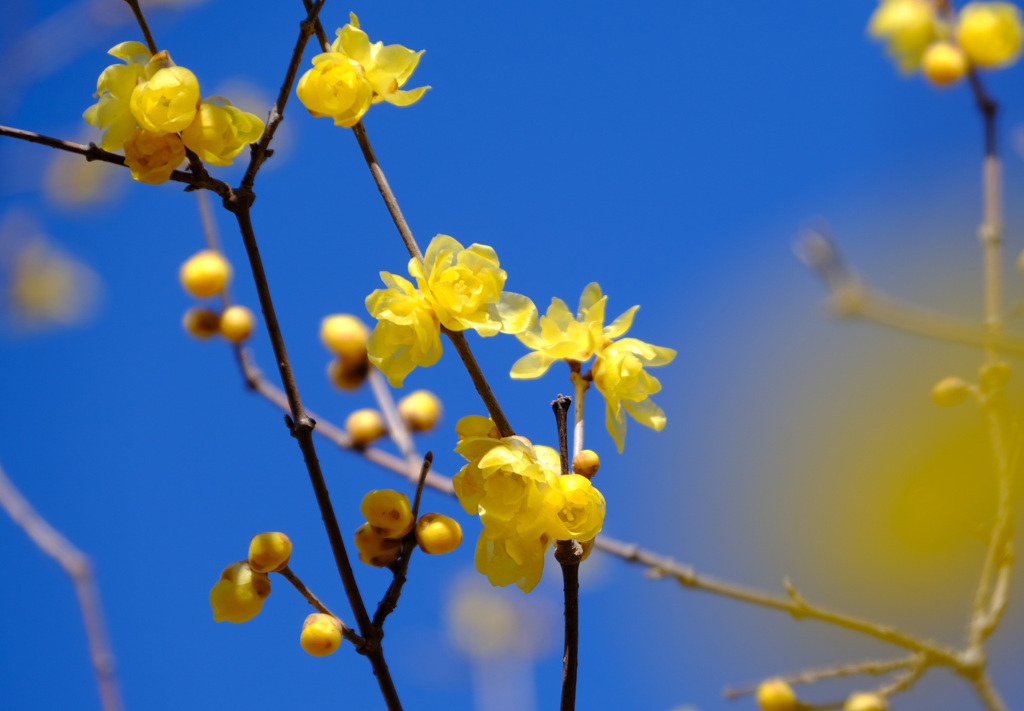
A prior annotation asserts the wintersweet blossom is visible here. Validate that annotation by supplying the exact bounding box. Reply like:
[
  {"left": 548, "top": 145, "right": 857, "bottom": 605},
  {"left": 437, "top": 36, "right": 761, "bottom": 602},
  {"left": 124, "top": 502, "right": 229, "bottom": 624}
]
[
  {"left": 956, "top": 2, "right": 1023, "bottom": 68},
  {"left": 593, "top": 337, "right": 676, "bottom": 453},
  {"left": 180, "top": 97, "right": 265, "bottom": 166},
  {"left": 83, "top": 41, "right": 152, "bottom": 150},
  {"left": 365, "top": 272, "right": 442, "bottom": 387},
  {"left": 511, "top": 282, "right": 637, "bottom": 379},
  {"left": 122, "top": 128, "right": 185, "bottom": 184},
  {"left": 129, "top": 51, "right": 201, "bottom": 134},
  {"left": 331, "top": 13, "right": 430, "bottom": 105},
  {"left": 868, "top": 0, "right": 941, "bottom": 72},
  {"left": 209, "top": 561, "right": 271, "bottom": 623},
  {"left": 453, "top": 416, "right": 605, "bottom": 593}
]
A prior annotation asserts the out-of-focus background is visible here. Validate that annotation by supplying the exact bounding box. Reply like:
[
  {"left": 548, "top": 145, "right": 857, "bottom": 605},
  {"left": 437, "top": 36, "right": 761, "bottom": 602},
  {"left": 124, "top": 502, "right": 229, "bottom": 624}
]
[{"left": 2, "top": 1, "right": 1024, "bottom": 709}]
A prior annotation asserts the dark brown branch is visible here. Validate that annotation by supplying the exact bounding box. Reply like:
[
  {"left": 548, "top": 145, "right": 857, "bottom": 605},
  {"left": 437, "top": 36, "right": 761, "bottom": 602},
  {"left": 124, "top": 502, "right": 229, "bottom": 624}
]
[
  {"left": 444, "top": 327, "right": 515, "bottom": 437},
  {"left": 122, "top": 0, "right": 158, "bottom": 54},
  {"left": 300, "top": 0, "right": 331, "bottom": 51},
  {"left": 552, "top": 394, "right": 580, "bottom": 711},
  {"left": 242, "top": 0, "right": 326, "bottom": 190},
  {"left": 277, "top": 566, "right": 364, "bottom": 648}
]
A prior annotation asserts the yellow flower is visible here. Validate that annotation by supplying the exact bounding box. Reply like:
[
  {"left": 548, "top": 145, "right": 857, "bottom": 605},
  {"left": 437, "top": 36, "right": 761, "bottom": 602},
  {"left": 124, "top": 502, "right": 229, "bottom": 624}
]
[
  {"left": 957, "top": 2, "right": 1023, "bottom": 68},
  {"left": 868, "top": 0, "right": 942, "bottom": 72},
  {"left": 180, "top": 97, "right": 265, "bottom": 166},
  {"left": 83, "top": 41, "right": 152, "bottom": 151},
  {"left": 122, "top": 128, "right": 185, "bottom": 184},
  {"left": 542, "top": 474, "right": 606, "bottom": 542},
  {"left": 330, "top": 13, "right": 430, "bottom": 106},
  {"left": 511, "top": 282, "right": 637, "bottom": 379},
  {"left": 410, "top": 234, "right": 536, "bottom": 337},
  {"left": 129, "top": 51, "right": 201, "bottom": 134},
  {"left": 209, "top": 561, "right": 271, "bottom": 623},
  {"left": 365, "top": 271, "right": 443, "bottom": 386},
  {"left": 474, "top": 529, "right": 550, "bottom": 593},
  {"left": 296, "top": 51, "right": 374, "bottom": 127},
  {"left": 593, "top": 337, "right": 676, "bottom": 452}
]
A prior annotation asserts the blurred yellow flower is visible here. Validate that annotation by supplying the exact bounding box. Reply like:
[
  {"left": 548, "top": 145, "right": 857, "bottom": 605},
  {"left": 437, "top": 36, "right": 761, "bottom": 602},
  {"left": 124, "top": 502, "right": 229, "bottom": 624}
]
[
  {"left": 868, "top": 0, "right": 941, "bottom": 72},
  {"left": 365, "top": 271, "right": 442, "bottom": 386},
  {"left": 180, "top": 97, "right": 265, "bottom": 166},
  {"left": 129, "top": 52, "right": 201, "bottom": 134},
  {"left": 122, "top": 128, "right": 185, "bottom": 184},
  {"left": 5, "top": 235, "right": 101, "bottom": 329},
  {"left": 592, "top": 337, "right": 676, "bottom": 452},
  {"left": 331, "top": 13, "right": 430, "bottom": 106},
  {"left": 957, "top": 2, "right": 1023, "bottom": 68},
  {"left": 83, "top": 41, "right": 152, "bottom": 150}
]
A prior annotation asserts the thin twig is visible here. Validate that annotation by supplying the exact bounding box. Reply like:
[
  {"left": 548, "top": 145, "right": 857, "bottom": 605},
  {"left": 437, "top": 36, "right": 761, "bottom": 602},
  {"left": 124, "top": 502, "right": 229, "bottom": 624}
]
[
  {"left": 277, "top": 566, "right": 364, "bottom": 647},
  {"left": 724, "top": 656, "right": 919, "bottom": 699},
  {"left": 571, "top": 368, "right": 588, "bottom": 458},
  {"left": 367, "top": 367, "right": 422, "bottom": 482},
  {"left": 0, "top": 126, "right": 233, "bottom": 199},
  {"left": 552, "top": 394, "right": 581, "bottom": 711},
  {"left": 0, "top": 462, "right": 124, "bottom": 711},
  {"left": 372, "top": 454, "right": 433, "bottom": 628},
  {"left": 444, "top": 327, "right": 515, "bottom": 436},
  {"left": 122, "top": 0, "right": 158, "bottom": 54},
  {"left": 300, "top": 0, "right": 331, "bottom": 51},
  {"left": 241, "top": 0, "right": 326, "bottom": 190},
  {"left": 973, "top": 672, "right": 1009, "bottom": 711}
]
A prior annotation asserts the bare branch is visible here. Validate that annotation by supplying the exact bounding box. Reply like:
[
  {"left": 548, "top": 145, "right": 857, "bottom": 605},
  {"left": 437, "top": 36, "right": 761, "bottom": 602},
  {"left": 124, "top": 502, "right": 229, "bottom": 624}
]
[
  {"left": 724, "top": 656, "right": 919, "bottom": 699},
  {"left": 277, "top": 566, "right": 364, "bottom": 648}
]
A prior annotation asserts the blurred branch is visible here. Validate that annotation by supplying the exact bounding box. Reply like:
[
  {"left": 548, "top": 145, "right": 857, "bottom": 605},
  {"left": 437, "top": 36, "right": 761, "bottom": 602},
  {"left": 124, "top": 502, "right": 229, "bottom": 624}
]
[
  {"left": 724, "top": 656, "right": 920, "bottom": 699},
  {"left": 973, "top": 672, "right": 1009, "bottom": 711},
  {"left": 368, "top": 367, "right": 422, "bottom": 483},
  {"left": 0, "top": 461, "right": 124, "bottom": 711}
]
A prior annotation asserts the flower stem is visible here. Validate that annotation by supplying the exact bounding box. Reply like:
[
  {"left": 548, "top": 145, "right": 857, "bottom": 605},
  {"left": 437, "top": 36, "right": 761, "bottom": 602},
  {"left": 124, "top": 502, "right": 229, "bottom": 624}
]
[{"left": 552, "top": 394, "right": 581, "bottom": 711}]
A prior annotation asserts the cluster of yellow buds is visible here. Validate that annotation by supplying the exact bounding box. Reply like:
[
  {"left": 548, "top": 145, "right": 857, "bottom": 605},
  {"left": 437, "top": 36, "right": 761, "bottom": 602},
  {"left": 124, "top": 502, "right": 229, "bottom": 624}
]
[
  {"left": 511, "top": 283, "right": 676, "bottom": 452},
  {"left": 868, "top": 1, "right": 1022, "bottom": 86},
  {"left": 354, "top": 489, "right": 463, "bottom": 566},
  {"left": 209, "top": 532, "right": 291, "bottom": 623},
  {"left": 179, "top": 250, "right": 256, "bottom": 344},
  {"left": 83, "top": 42, "right": 265, "bottom": 183},
  {"left": 321, "top": 313, "right": 371, "bottom": 390},
  {"left": 296, "top": 13, "right": 429, "bottom": 127},
  {"left": 365, "top": 234, "right": 536, "bottom": 386},
  {"left": 754, "top": 679, "right": 888, "bottom": 711},
  {"left": 452, "top": 416, "right": 606, "bottom": 593}
]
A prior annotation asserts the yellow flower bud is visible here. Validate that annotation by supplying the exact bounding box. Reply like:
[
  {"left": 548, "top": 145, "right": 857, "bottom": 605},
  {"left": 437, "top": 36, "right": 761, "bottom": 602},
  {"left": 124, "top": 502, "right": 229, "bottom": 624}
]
[
  {"left": 180, "top": 250, "right": 232, "bottom": 298},
  {"left": 756, "top": 679, "right": 798, "bottom": 711},
  {"left": 361, "top": 489, "right": 414, "bottom": 538},
  {"left": 130, "top": 53, "right": 200, "bottom": 134},
  {"left": 415, "top": 513, "right": 463, "bottom": 555},
  {"left": 122, "top": 128, "right": 185, "bottom": 185},
  {"left": 844, "top": 693, "right": 888, "bottom": 711},
  {"left": 209, "top": 561, "right": 271, "bottom": 623},
  {"left": 219, "top": 305, "right": 255, "bottom": 344},
  {"left": 345, "top": 408, "right": 386, "bottom": 447},
  {"left": 979, "top": 361, "right": 1010, "bottom": 392},
  {"left": 327, "top": 355, "right": 370, "bottom": 390},
  {"left": 354, "top": 522, "right": 403, "bottom": 566},
  {"left": 868, "top": 0, "right": 941, "bottom": 72},
  {"left": 957, "top": 2, "right": 1023, "bottom": 68},
  {"left": 296, "top": 53, "right": 373, "bottom": 128},
  {"left": 320, "top": 314, "right": 370, "bottom": 359},
  {"left": 248, "top": 532, "right": 292, "bottom": 573},
  {"left": 922, "top": 42, "right": 968, "bottom": 84},
  {"left": 182, "top": 307, "right": 221, "bottom": 339},
  {"left": 397, "top": 390, "right": 443, "bottom": 432},
  {"left": 181, "top": 97, "right": 265, "bottom": 167},
  {"left": 931, "top": 376, "right": 970, "bottom": 406},
  {"left": 571, "top": 449, "right": 601, "bottom": 478},
  {"left": 300, "top": 613, "right": 343, "bottom": 656}
]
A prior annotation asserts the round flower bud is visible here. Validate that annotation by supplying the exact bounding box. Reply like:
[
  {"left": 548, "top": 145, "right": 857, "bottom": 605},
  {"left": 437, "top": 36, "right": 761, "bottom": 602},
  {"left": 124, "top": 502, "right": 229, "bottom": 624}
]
[
  {"left": 327, "top": 355, "right": 370, "bottom": 391},
  {"left": 219, "top": 305, "right": 255, "bottom": 344},
  {"left": 209, "top": 561, "right": 271, "bottom": 623},
  {"left": 844, "top": 693, "right": 888, "bottom": 711},
  {"left": 320, "top": 314, "right": 370, "bottom": 359},
  {"left": 956, "top": 2, "right": 1023, "bottom": 68},
  {"left": 248, "top": 532, "right": 292, "bottom": 573},
  {"left": 180, "top": 250, "right": 232, "bottom": 298},
  {"left": 130, "top": 55, "right": 201, "bottom": 134},
  {"left": 361, "top": 489, "right": 414, "bottom": 538},
  {"left": 183, "top": 307, "right": 221, "bottom": 339},
  {"left": 922, "top": 42, "right": 968, "bottom": 84},
  {"left": 300, "top": 613, "right": 343, "bottom": 657},
  {"left": 756, "top": 679, "right": 798, "bottom": 711},
  {"left": 354, "top": 522, "right": 403, "bottom": 567},
  {"left": 571, "top": 449, "right": 601, "bottom": 478},
  {"left": 397, "top": 390, "right": 443, "bottom": 432},
  {"left": 931, "top": 376, "right": 970, "bottom": 406},
  {"left": 346, "top": 408, "right": 386, "bottom": 447},
  {"left": 415, "top": 513, "right": 463, "bottom": 555}
]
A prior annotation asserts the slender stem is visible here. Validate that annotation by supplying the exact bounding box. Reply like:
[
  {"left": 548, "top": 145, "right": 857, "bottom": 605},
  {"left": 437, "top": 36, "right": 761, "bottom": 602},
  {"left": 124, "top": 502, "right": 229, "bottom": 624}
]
[
  {"left": 444, "top": 327, "right": 515, "bottom": 436},
  {"left": 367, "top": 368, "right": 422, "bottom": 482},
  {"left": 571, "top": 370, "right": 588, "bottom": 458},
  {"left": 724, "top": 656, "right": 919, "bottom": 699},
  {"left": 0, "top": 462, "right": 124, "bottom": 711},
  {"left": 226, "top": 200, "right": 402, "bottom": 710},
  {"left": 277, "top": 566, "right": 364, "bottom": 647},
  {"left": 122, "top": 0, "right": 158, "bottom": 54},
  {"left": 300, "top": 0, "right": 331, "bottom": 51},
  {"left": 552, "top": 395, "right": 580, "bottom": 711},
  {"left": 973, "top": 672, "right": 1009, "bottom": 711},
  {"left": 241, "top": 0, "right": 325, "bottom": 190}
]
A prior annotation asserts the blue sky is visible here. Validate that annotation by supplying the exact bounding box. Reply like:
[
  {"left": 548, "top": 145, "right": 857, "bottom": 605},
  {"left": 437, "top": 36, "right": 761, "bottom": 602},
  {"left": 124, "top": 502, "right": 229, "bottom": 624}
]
[{"left": 2, "top": 1, "right": 1024, "bottom": 709}]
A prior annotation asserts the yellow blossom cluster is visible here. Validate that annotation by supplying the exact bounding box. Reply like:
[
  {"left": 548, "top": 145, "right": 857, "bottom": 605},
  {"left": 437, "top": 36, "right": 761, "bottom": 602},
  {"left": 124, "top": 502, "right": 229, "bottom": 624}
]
[
  {"left": 452, "top": 416, "right": 606, "bottom": 592},
  {"left": 179, "top": 250, "right": 256, "bottom": 344},
  {"left": 354, "top": 489, "right": 463, "bottom": 566},
  {"left": 511, "top": 283, "right": 676, "bottom": 452},
  {"left": 297, "top": 13, "right": 429, "bottom": 127},
  {"left": 209, "top": 532, "right": 291, "bottom": 624},
  {"left": 84, "top": 42, "right": 265, "bottom": 183},
  {"left": 365, "top": 234, "right": 536, "bottom": 386},
  {"left": 868, "top": 0, "right": 1022, "bottom": 85}
]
